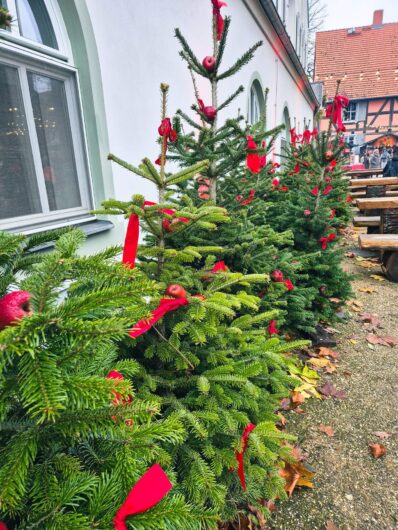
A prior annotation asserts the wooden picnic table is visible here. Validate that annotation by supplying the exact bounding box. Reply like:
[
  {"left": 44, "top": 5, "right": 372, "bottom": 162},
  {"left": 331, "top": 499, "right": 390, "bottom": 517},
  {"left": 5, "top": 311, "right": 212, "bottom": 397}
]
[
  {"left": 350, "top": 177, "right": 398, "bottom": 188},
  {"left": 346, "top": 168, "right": 384, "bottom": 179},
  {"left": 355, "top": 197, "right": 398, "bottom": 210}
]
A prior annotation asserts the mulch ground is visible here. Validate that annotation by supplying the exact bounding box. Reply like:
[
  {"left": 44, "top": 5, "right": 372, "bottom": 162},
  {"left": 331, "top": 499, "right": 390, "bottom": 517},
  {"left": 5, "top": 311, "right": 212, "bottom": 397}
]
[{"left": 270, "top": 232, "right": 398, "bottom": 530}]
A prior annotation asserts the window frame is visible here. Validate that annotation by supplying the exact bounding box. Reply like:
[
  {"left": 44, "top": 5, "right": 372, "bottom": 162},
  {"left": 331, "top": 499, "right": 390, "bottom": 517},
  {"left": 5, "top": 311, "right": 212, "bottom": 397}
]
[
  {"left": 0, "top": 1, "right": 95, "bottom": 232},
  {"left": 248, "top": 79, "right": 265, "bottom": 125},
  {"left": 343, "top": 102, "right": 357, "bottom": 123}
]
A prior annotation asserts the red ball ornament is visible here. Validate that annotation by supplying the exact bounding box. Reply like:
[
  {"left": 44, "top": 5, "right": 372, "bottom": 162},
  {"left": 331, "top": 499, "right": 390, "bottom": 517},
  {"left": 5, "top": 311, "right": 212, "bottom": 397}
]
[
  {"left": 203, "top": 106, "right": 217, "bottom": 121},
  {"left": 165, "top": 284, "right": 187, "bottom": 299},
  {"left": 272, "top": 177, "right": 280, "bottom": 187},
  {"left": 0, "top": 523, "right": 8, "bottom": 530},
  {"left": 325, "top": 150, "right": 333, "bottom": 160},
  {"left": 304, "top": 209, "right": 311, "bottom": 216},
  {"left": 271, "top": 270, "right": 284, "bottom": 282},
  {"left": 202, "top": 56, "right": 216, "bottom": 72},
  {"left": 0, "top": 291, "right": 32, "bottom": 330}
]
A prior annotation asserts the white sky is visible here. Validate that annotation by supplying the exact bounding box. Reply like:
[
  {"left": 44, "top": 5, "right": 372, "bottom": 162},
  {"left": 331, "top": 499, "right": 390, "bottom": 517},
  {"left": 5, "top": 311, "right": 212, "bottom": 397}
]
[{"left": 322, "top": 0, "right": 398, "bottom": 31}]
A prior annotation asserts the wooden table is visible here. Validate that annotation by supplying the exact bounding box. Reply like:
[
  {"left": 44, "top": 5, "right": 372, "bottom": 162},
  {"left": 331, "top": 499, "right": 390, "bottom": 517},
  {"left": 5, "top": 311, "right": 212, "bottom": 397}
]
[
  {"left": 350, "top": 177, "right": 398, "bottom": 188},
  {"left": 356, "top": 197, "right": 398, "bottom": 210}
]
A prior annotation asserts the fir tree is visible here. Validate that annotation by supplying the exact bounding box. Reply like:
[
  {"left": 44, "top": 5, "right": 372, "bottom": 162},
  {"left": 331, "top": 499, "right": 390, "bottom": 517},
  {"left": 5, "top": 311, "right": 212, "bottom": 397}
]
[
  {"left": 0, "top": 229, "right": 211, "bottom": 530},
  {"left": 99, "top": 83, "right": 308, "bottom": 527}
]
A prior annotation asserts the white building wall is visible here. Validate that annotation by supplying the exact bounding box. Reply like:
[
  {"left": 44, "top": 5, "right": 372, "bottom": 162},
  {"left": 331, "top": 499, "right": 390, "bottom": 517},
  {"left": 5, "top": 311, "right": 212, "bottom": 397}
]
[{"left": 84, "top": 0, "right": 314, "bottom": 206}]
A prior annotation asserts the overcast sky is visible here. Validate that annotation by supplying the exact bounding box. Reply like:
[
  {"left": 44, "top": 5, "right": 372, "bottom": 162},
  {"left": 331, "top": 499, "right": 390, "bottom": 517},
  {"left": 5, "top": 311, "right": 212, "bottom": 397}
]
[{"left": 322, "top": 0, "right": 398, "bottom": 31}]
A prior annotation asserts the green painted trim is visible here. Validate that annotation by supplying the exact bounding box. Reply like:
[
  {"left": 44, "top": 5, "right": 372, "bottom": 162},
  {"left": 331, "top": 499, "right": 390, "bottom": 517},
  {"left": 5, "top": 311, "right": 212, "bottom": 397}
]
[{"left": 57, "top": 0, "right": 115, "bottom": 206}]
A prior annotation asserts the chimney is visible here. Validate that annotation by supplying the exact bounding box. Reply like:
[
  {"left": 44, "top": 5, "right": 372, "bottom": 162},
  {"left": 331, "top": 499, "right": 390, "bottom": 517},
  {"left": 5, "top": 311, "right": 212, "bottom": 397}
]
[{"left": 372, "top": 9, "right": 383, "bottom": 27}]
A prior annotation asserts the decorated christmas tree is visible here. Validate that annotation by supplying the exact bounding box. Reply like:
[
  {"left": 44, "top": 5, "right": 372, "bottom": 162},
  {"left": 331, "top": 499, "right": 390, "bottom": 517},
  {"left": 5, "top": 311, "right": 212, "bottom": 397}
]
[
  {"left": 0, "top": 229, "right": 211, "bottom": 530},
  {"left": 98, "top": 82, "right": 308, "bottom": 527}
]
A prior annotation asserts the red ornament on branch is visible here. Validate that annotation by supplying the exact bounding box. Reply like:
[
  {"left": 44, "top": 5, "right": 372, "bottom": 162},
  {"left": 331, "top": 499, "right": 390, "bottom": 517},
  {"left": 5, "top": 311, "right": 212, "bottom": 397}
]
[
  {"left": 198, "top": 99, "right": 217, "bottom": 121},
  {"left": 0, "top": 291, "right": 32, "bottom": 330},
  {"left": 202, "top": 55, "right": 216, "bottom": 72},
  {"left": 113, "top": 464, "right": 173, "bottom": 530},
  {"left": 165, "top": 284, "right": 187, "bottom": 299},
  {"left": 211, "top": 261, "right": 228, "bottom": 273},
  {"left": 311, "top": 186, "right": 319, "bottom": 196},
  {"left": 155, "top": 117, "right": 177, "bottom": 165},
  {"left": 323, "top": 185, "right": 333, "bottom": 196},
  {"left": 0, "top": 523, "right": 8, "bottom": 530},
  {"left": 271, "top": 270, "right": 284, "bottom": 282},
  {"left": 235, "top": 423, "right": 255, "bottom": 490},
  {"left": 268, "top": 320, "right": 280, "bottom": 336}
]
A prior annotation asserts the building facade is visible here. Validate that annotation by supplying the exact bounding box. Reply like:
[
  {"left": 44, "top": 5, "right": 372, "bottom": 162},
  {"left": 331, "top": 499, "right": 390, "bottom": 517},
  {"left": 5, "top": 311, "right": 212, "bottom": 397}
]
[
  {"left": 315, "top": 9, "right": 398, "bottom": 154},
  {"left": 0, "top": 0, "right": 317, "bottom": 252}
]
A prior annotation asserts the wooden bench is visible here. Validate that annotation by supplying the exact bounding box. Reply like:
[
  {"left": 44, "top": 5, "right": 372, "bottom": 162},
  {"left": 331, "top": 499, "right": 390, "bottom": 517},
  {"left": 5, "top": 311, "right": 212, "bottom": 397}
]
[
  {"left": 353, "top": 216, "right": 380, "bottom": 227},
  {"left": 346, "top": 169, "right": 383, "bottom": 180},
  {"left": 357, "top": 198, "right": 398, "bottom": 281},
  {"left": 350, "top": 177, "right": 398, "bottom": 188}
]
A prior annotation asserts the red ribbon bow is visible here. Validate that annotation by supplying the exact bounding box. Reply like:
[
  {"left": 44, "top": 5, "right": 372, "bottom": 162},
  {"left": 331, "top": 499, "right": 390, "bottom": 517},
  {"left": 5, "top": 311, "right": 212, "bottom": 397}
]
[
  {"left": 113, "top": 464, "right": 173, "bottom": 530},
  {"left": 211, "top": 261, "right": 228, "bottom": 273},
  {"left": 235, "top": 423, "right": 256, "bottom": 490},
  {"left": 310, "top": 186, "right": 319, "bottom": 196},
  {"left": 268, "top": 319, "right": 280, "bottom": 336},
  {"left": 211, "top": 0, "right": 227, "bottom": 40},
  {"left": 302, "top": 129, "right": 312, "bottom": 144},
  {"left": 319, "top": 233, "right": 336, "bottom": 250},
  {"left": 323, "top": 185, "right": 333, "bottom": 196},
  {"left": 326, "top": 95, "right": 349, "bottom": 133},
  {"left": 239, "top": 189, "right": 255, "bottom": 205},
  {"left": 129, "top": 296, "right": 189, "bottom": 338},
  {"left": 289, "top": 127, "right": 299, "bottom": 146},
  {"left": 155, "top": 118, "right": 177, "bottom": 166},
  {"left": 246, "top": 136, "right": 261, "bottom": 174}
]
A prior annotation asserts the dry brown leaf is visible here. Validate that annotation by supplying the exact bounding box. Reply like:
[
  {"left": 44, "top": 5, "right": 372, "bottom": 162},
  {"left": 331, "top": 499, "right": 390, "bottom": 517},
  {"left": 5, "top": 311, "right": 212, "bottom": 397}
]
[
  {"left": 357, "top": 261, "right": 378, "bottom": 268},
  {"left": 278, "top": 461, "right": 315, "bottom": 496},
  {"left": 319, "top": 424, "right": 335, "bottom": 437},
  {"left": 359, "top": 312, "right": 381, "bottom": 327},
  {"left": 318, "top": 347, "right": 339, "bottom": 359},
  {"left": 358, "top": 287, "right": 377, "bottom": 294},
  {"left": 325, "top": 365, "right": 337, "bottom": 374},
  {"left": 366, "top": 334, "right": 398, "bottom": 347},
  {"left": 369, "top": 443, "right": 387, "bottom": 458},
  {"left": 373, "top": 431, "right": 389, "bottom": 439},
  {"left": 290, "top": 391, "right": 305, "bottom": 408},
  {"left": 325, "top": 522, "right": 340, "bottom": 530}
]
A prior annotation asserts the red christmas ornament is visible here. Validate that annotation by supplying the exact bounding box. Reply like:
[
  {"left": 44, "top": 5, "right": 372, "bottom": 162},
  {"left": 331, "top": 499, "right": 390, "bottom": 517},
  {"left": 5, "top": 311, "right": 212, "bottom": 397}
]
[
  {"left": 272, "top": 177, "right": 280, "bottom": 187},
  {"left": 325, "top": 150, "right": 333, "bottom": 160},
  {"left": 268, "top": 320, "right": 280, "bottom": 335},
  {"left": 198, "top": 99, "right": 217, "bottom": 121},
  {"left": 0, "top": 291, "right": 32, "bottom": 330},
  {"left": 325, "top": 176, "right": 332, "bottom": 183},
  {"left": 246, "top": 136, "right": 261, "bottom": 174},
  {"left": 271, "top": 270, "right": 284, "bottom": 282},
  {"left": 323, "top": 185, "right": 333, "bottom": 196},
  {"left": 212, "top": 261, "right": 228, "bottom": 273},
  {"left": 113, "top": 464, "right": 173, "bottom": 530},
  {"left": 347, "top": 196, "right": 352, "bottom": 203},
  {"left": 311, "top": 186, "right": 319, "bottom": 196},
  {"left": 235, "top": 423, "right": 255, "bottom": 490},
  {"left": 202, "top": 55, "right": 216, "bottom": 72},
  {"left": 282, "top": 279, "right": 294, "bottom": 291},
  {"left": 165, "top": 284, "right": 187, "bottom": 299},
  {"left": 0, "top": 523, "right": 8, "bottom": 530},
  {"left": 304, "top": 209, "right": 311, "bottom": 216},
  {"left": 294, "top": 163, "right": 300, "bottom": 174}
]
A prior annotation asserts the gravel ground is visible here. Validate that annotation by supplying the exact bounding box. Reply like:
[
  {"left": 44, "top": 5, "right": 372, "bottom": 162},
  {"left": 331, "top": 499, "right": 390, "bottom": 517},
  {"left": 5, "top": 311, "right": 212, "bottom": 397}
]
[{"left": 270, "top": 247, "right": 398, "bottom": 530}]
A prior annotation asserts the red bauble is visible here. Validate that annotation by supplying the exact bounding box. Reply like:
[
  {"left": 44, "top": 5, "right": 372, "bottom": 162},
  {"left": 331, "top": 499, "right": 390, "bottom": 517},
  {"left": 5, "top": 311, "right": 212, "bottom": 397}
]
[
  {"left": 202, "top": 56, "right": 216, "bottom": 72},
  {"left": 272, "top": 177, "right": 280, "bottom": 187},
  {"left": 0, "top": 523, "right": 8, "bottom": 530},
  {"left": 0, "top": 291, "right": 32, "bottom": 330},
  {"left": 325, "top": 150, "right": 333, "bottom": 160},
  {"left": 203, "top": 106, "right": 217, "bottom": 121},
  {"left": 165, "top": 284, "right": 187, "bottom": 299},
  {"left": 271, "top": 270, "right": 284, "bottom": 282}
]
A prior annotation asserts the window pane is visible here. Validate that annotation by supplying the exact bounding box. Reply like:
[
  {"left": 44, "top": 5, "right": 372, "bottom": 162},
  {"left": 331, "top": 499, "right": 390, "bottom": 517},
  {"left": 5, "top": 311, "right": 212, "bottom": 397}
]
[
  {"left": 0, "top": 62, "right": 42, "bottom": 219},
  {"left": 16, "top": 0, "right": 58, "bottom": 49},
  {"left": 28, "top": 72, "right": 82, "bottom": 211}
]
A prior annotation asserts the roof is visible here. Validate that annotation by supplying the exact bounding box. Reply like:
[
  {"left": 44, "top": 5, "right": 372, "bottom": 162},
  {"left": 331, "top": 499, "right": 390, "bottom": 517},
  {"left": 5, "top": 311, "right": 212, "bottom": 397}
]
[{"left": 314, "top": 21, "right": 398, "bottom": 101}]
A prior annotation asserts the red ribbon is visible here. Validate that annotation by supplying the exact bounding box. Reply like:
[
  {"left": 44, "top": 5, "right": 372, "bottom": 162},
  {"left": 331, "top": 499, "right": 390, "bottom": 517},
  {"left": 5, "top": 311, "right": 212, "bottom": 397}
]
[
  {"left": 329, "top": 209, "right": 336, "bottom": 220},
  {"left": 246, "top": 136, "right": 261, "bottom": 174},
  {"left": 113, "top": 464, "right": 173, "bottom": 530},
  {"left": 155, "top": 118, "right": 177, "bottom": 166},
  {"left": 319, "top": 233, "right": 336, "bottom": 250},
  {"left": 235, "top": 423, "right": 255, "bottom": 490},
  {"left": 129, "top": 297, "right": 189, "bottom": 338},
  {"left": 294, "top": 163, "right": 300, "bottom": 174},
  {"left": 211, "top": 0, "right": 227, "bottom": 40},
  {"left": 326, "top": 95, "right": 349, "bottom": 133},
  {"left": 212, "top": 261, "right": 228, "bottom": 273},
  {"left": 268, "top": 319, "right": 280, "bottom": 336},
  {"left": 323, "top": 185, "right": 333, "bottom": 196},
  {"left": 311, "top": 186, "right": 319, "bottom": 196},
  {"left": 239, "top": 189, "right": 255, "bottom": 205},
  {"left": 289, "top": 127, "right": 298, "bottom": 146},
  {"left": 282, "top": 279, "right": 294, "bottom": 291}
]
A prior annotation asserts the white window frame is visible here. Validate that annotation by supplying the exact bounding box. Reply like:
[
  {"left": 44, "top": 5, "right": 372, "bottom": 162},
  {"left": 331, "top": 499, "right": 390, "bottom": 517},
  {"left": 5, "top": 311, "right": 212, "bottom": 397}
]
[
  {"left": 0, "top": 0, "right": 95, "bottom": 231},
  {"left": 343, "top": 102, "right": 357, "bottom": 123}
]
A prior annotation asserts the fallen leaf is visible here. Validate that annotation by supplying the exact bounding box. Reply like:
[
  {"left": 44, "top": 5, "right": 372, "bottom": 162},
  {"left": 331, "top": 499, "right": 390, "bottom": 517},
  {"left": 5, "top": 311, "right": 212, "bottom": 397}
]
[
  {"left": 369, "top": 443, "right": 386, "bottom": 458},
  {"left": 290, "top": 391, "right": 305, "bottom": 407},
  {"left": 278, "top": 461, "right": 315, "bottom": 496},
  {"left": 370, "top": 274, "right": 386, "bottom": 281},
  {"left": 309, "top": 357, "right": 331, "bottom": 368},
  {"left": 372, "top": 431, "right": 389, "bottom": 439},
  {"left": 345, "top": 252, "right": 356, "bottom": 258},
  {"left": 318, "top": 383, "right": 347, "bottom": 400},
  {"left": 318, "top": 347, "right": 339, "bottom": 359},
  {"left": 277, "top": 413, "right": 287, "bottom": 428},
  {"left": 342, "top": 370, "right": 352, "bottom": 377},
  {"left": 280, "top": 398, "right": 290, "bottom": 411},
  {"left": 357, "top": 260, "right": 378, "bottom": 268},
  {"left": 358, "top": 287, "right": 377, "bottom": 294},
  {"left": 248, "top": 504, "right": 267, "bottom": 529},
  {"left": 359, "top": 312, "right": 381, "bottom": 327},
  {"left": 325, "top": 365, "right": 337, "bottom": 374},
  {"left": 366, "top": 333, "right": 398, "bottom": 347},
  {"left": 329, "top": 297, "right": 341, "bottom": 304},
  {"left": 325, "top": 522, "right": 340, "bottom": 530},
  {"left": 324, "top": 326, "right": 339, "bottom": 334},
  {"left": 319, "top": 424, "right": 335, "bottom": 437}
]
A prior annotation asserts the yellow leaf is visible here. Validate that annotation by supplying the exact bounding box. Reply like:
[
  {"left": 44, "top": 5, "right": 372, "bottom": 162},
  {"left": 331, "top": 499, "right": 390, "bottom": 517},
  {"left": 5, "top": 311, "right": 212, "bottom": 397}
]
[
  {"left": 309, "top": 358, "right": 331, "bottom": 368},
  {"left": 349, "top": 339, "right": 358, "bottom": 345},
  {"left": 370, "top": 275, "right": 386, "bottom": 282},
  {"left": 297, "top": 478, "right": 315, "bottom": 488},
  {"left": 301, "top": 365, "right": 319, "bottom": 380},
  {"left": 358, "top": 287, "right": 377, "bottom": 294}
]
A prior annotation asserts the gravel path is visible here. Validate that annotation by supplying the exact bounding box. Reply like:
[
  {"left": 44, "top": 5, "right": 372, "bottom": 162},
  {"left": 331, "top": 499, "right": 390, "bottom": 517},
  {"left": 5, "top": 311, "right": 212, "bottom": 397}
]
[{"left": 270, "top": 250, "right": 398, "bottom": 530}]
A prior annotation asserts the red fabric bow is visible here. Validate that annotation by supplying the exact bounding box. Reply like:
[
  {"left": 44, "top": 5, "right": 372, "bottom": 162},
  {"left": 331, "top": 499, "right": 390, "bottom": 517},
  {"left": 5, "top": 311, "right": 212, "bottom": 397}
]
[
  {"left": 302, "top": 129, "right": 312, "bottom": 144},
  {"left": 246, "top": 136, "right": 261, "bottom": 174},
  {"left": 347, "top": 196, "right": 352, "bottom": 203},
  {"left": 211, "top": 0, "right": 227, "bottom": 40},
  {"left": 312, "top": 128, "right": 318, "bottom": 139},
  {"left": 212, "top": 261, "right": 228, "bottom": 273},
  {"left": 323, "top": 185, "right": 333, "bottom": 196},
  {"left": 235, "top": 423, "right": 255, "bottom": 490},
  {"left": 239, "top": 189, "right": 255, "bottom": 205},
  {"left": 289, "top": 127, "right": 299, "bottom": 146},
  {"left": 113, "top": 464, "right": 173, "bottom": 530},
  {"left": 319, "top": 233, "right": 336, "bottom": 250},
  {"left": 155, "top": 118, "right": 177, "bottom": 165},
  {"left": 294, "top": 163, "right": 300, "bottom": 174},
  {"left": 129, "top": 297, "right": 189, "bottom": 338},
  {"left": 311, "top": 186, "right": 319, "bottom": 196},
  {"left": 326, "top": 95, "right": 349, "bottom": 133},
  {"left": 329, "top": 209, "right": 336, "bottom": 220},
  {"left": 268, "top": 319, "right": 280, "bottom": 335}
]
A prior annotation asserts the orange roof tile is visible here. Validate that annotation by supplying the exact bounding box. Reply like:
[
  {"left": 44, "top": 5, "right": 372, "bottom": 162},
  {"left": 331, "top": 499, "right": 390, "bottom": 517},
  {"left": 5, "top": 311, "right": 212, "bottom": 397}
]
[{"left": 315, "top": 21, "right": 398, "bottom": 101}]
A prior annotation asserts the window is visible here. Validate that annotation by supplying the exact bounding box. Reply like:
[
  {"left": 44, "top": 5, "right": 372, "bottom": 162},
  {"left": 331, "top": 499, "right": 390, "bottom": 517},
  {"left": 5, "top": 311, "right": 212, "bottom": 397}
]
[
  {"left": 248, "top": 80, "right": 265, "bottom": 125},
  {"left": 280, "top": 107, "right": 290, "bottom": 163},
  {"left": 344, "top": 102, "right": 357, "bottom": 122},
  {"left": 0, "top": 1, "right": 93, "bottom": 230}
]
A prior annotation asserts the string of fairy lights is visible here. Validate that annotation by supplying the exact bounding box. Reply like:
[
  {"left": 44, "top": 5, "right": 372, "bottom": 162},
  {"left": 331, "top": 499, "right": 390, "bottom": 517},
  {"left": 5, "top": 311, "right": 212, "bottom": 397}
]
[{"left": 3, "top": 106, "right": 57, "bottom": 136}]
